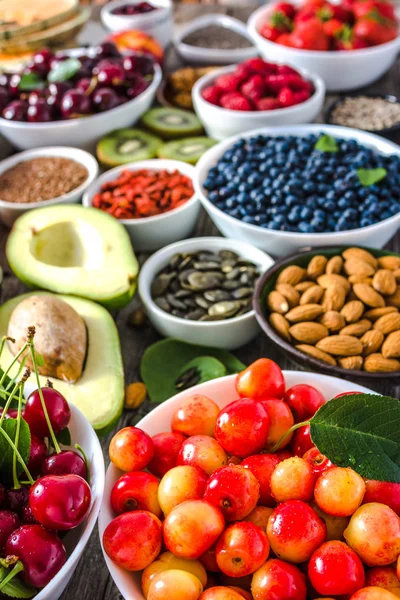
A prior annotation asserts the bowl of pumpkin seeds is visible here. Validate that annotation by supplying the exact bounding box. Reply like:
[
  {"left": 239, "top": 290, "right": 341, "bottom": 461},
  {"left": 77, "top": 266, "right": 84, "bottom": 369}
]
[{"left": 138, "top": 236, "right": 274, "bottom": 349}]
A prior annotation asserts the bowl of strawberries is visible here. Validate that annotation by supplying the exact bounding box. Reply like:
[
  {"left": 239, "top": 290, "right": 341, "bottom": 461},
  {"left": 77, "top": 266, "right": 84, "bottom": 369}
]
[
  {"left": 247, "top": 0, "right": 400, "bottom": 91},
  {"left": 192, "top": 58, "right": 325, "bottom": 140}
]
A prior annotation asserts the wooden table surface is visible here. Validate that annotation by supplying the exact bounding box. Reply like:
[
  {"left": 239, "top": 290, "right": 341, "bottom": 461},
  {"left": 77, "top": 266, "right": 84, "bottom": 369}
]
[{"left": 0, "top": 4, "right": 400, "bottom": 598}]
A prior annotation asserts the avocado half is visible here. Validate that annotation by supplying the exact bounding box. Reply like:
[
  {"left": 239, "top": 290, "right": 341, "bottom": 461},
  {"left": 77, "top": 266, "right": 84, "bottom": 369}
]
[
  {"left": 0, "top": 292, "right": 124, "bottom": 435},
  {"left": 6, "top": 204, "right": 139, "bottom": 310}
]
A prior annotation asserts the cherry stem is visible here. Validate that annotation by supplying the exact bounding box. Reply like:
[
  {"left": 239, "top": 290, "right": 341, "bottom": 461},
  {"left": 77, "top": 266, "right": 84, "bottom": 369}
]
[
  {"left": 0, "top": 560, "right": 24, "bottom": 592},
  {"left": 269, "top": 420, "right": 311, "bottom": 454},
  {"left": 75, "top": 443, "right": 90, "bottom": 485},
  {"left": 0, "top": 379, "right": 23, "bottom": 429},
  {"left": 5, "top": 354, "right": 28, "bottom": 396},
  {"left": 28, "top": 340, "right": 61, "bottom": 454},
  {"left": 0, "top": 341, "right": 28, "bottom": 389},
  {"left": 12, "top": 386, "right": 24, "bottom": 490},
  {"left": 0, "top": 427, "right": 33, "bottom": 485}
]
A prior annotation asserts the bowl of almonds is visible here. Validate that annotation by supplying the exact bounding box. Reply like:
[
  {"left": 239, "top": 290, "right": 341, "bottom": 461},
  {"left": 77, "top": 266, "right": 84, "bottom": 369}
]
[{"left": 254, "top": 246, "right": 400, "bottom": 380}]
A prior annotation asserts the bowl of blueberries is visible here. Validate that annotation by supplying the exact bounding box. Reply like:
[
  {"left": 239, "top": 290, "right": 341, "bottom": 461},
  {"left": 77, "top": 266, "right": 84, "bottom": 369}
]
[
  {"left": 194, "top": 124, "right": 400, "bottom": 257},
  {"left": 0, "top": 42, "right": 162, "bottom": 151}
]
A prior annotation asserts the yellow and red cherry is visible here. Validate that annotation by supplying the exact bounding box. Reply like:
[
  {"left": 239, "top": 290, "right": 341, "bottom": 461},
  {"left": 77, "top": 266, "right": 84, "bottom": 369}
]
[
  {"left": 236, "top": 358, "right": 285, "bottom": 400},
  {"left": 111, "top": 471, "right": 161, "bottom": 517},
  {"left": 365, "top": 566, "right": 400, "bottom": 596},
  {"left": 261, "top": 399, "right": 294, "bottom": 450},
  {"left": 147, "top": 432, "right": 186, "bottom": 478},
  {"left": 158, "top": 465, "right": 207, "bottom": 516},
  {"left": 171, "top": 395, "right": 220, "bottom": 437},
  {"left": 142, "top": 552, "right": 207, "bottom": 597},
  {"left": 241, "top": 453, "right": 281, "bottom": 507},
  {"left": 215, "top": 521, "right": 269, "bottom": 577},
  {"left": 215, "top": 399, "right": 270, "bottom": 458},
  {"left": 314, "top": 467, "right": 366, "bottom": 517},
  {"left": 290, "top": 424, "right": 314, "bottom": 457},
  {"left": 363, "top": 479, "right": 400, "bottom": 515},
  {"left": 177, "top": 435, "right": 227, "bottom": 476},
  {"left": 244, "top": 506, "right": 273, "bottom": 529},
  {"left": 270, "top": 457, "right": 315, "bottom": 502},
  {"left": 251, "top": 558, "right": 307, "bottom": 600},
  {"left": 284, "top": 384, "right": 325, "bottom": 422},
  {"left": 203, "top": 465, "right": 259, "bottom": 521},
  {"left": 303, "top": 447, "right": 333, "bottom": 477},
  {"left": 308, "top": 540, "right": 365, "bottom": 596},
  {"left": 109, "top": 426, "right": 154, "bottom": 472},
  {"left": 147, "top": 569, "right": 203, "bottom": 600}
]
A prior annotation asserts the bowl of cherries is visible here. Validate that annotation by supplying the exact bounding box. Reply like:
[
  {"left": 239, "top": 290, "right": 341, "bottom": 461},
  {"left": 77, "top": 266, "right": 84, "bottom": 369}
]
[
  {"left": 0, "top": 41, "right": 162, "bottom": 150},
  {"left": 0, "top": 327, "right": 104, "bottom": 600},
  {"left": 98, "top": 356, "right": 400, "bottom": 600}
]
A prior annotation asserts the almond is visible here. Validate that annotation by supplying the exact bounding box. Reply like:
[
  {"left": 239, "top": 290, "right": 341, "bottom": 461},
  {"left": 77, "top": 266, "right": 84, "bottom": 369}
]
[
  {"left": 353, "top": 283, "right": 385, "bottom": 308},
  {"left": 338, "top": 356, "right": 363, "bottom": 370},
  {"left": 267, "top": 291, "right": 289, "bottom": 315},
  {"left": 319, "top": 311, "right": 346, "bottom": 332},
  {"left": 269, "top": 313, "right": 291, "bottom": 342},
  {"left": 295, "top": 344, "right": 337, "bottom": 366},
  {"left": 316, "top": 335, "right": 363, "bottom": 356},
  {"left": 378, "top": 255, "right": 400, "bottom": 271},
  {"left": 285, "top": 304, "right": 324, "bottom": 323},
  {"left": 289, "top": 322, "right": 328, "bottom": 344},
  {"left": 307, "top": 255, "right": 328, "bottom": 280},
  {"left": 361, "top": 330, "right": 384, "bottom": 356},
  {"left": 277, "top": 265, "right": 306, "bottom": 286},
  {"left": 387, "top": 288, "right": 400, "bottom": 308},
  {"left": 364, "top": 307, "right": 398, "bottom": 321},
  {"left": 317, "top": 274, "right": 350, "bottom": 293},
  {"left": 373, "top": 312, "right": 400, "bottom": 334},
  {"left": 372, "top": 269, "right": 397, "bottom": 296},
  {"left": 344, "top": 258, "right": 376, "bottom": 278},
  {"left": 299, "top": 285, "right": 324, "bottom": 305},
  {"left": 348, "top": 275, "right": 373, "bottom": 285},
  {"left": 295, "top": 281, "right": 315, "bottom": 292},
  {"left": 322, "top": 285, "right": 346, "bottom": 312},
  {"left": 325, "top": 256, "right": 343, "bottom": 275},
  {"left": 340, "top": 319, "right": 371, "bottom": 337},
  {"left": 342, "top": 247, "right": 378, "bottom": 268},
  {"left": 276, "top": 283, "right": 300, "bottom": 308},
  {"left": 340, "top": 300, "right": 364, "bottom": 323},
  {"left": 364, "top": 353, "right": 400, "bottom": 372},
  {"left": 382, "top": 331, "right": 400, "bottom": 358}
]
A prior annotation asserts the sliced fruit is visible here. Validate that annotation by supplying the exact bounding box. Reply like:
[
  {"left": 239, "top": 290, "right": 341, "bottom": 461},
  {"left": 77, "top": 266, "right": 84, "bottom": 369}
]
[
  {"left": 141, "top": 107, "right": 204, "bottom": 139},
  {"left": 6, "top": 204, "right": 138, "bottom": 309},
  {"left": 96, "top": 128, "right": 162, "bottom": 167},
  {"left": 0, "top": 291, "right": 124, "bottom": 434},
  {"left": 157, "top": 136, "right": 216, "bottom": 165}
]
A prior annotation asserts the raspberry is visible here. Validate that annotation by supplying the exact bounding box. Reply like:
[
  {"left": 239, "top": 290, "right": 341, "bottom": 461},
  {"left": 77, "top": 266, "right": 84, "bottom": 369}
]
[
  {"left": 241, "top": 74, "right": 266, "bottom": 102},
  {"left": 256, "top": 97, "right": 281, "bottom": 110},
  {"left": 293, "top": 90, "right": 311, "bottom": 104},
  {"left": 234, "top": 63, "right": 253, "bottom": 81},
  {"left": 277, "top": 64, "right": 299, "bottom": 76},
  {"left": 201, "top": 85, "right": 221, "bottom": 106},
  {"left": 214, "top": 73, "right": 242, "bottom": 93},
  {"left": 278, "top": 87, "right": 296, "bottom": 107},
  {"left": 244, "top": 58, "right": 278, "bottom": 74},
  {"left": 220, "top": 92, "right": 253, "bottom": 111}
]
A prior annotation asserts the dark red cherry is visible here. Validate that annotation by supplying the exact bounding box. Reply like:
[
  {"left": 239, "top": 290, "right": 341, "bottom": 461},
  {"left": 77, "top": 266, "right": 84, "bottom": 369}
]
[
  {"left": 0, "top": 483, "right": 5, "bottom": 509},
  {"left": 24, "top": 387, "right": 71, "bottom": 438},
  {"left": 76, "top": 78, "right": 93, "bottom": 93},
  {"left": 92, "top": 41, "right": 120, "bottom": 59},
  {"left": 126, "top": 76, "right": 148, "bottom": 99},
  {"left": 48, "top": 81, "right": 70, "bottom": 101},
  {"left": 0, "top": 510, "right": 20, "bottom": 549},
  {"left": 42, "top": 450, "right": 87, "bottom": 479},
  {"left": 20, "top": 504, "right": 38, "bottom": 525},
  {"left": 27, "top": 99, "right": 53, "bottom": 122},
  {"left": 3, "top": 100, "right": 27, "bottom": 121},
  {"left": 6, "top": 486, "right": 29, "bottom": 513},
  {"left": 123, "top": 54, "right": 154, "bottom": 76},
  {"left": 94, "top": 61, "right": 125, "bottom": 86},
  {"left": 27, "top": 434, "right": 48, "bottom": 476},
  {"left": 60, "top": 89, "right": 91, "bottom": 118},
  {"left": 33, "top": 48, "right": 54, "bottom": 67},
  {"left": 0, "top": 87, "right": 9, "bottom": 111},
  {"left": 92, "top": 87, "right": 120, "bottom": 111}
]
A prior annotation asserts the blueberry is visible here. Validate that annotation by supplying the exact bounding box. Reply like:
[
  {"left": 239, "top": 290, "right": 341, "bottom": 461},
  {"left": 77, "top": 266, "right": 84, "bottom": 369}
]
[{"left": 298, "top": 222, "right": 314, "bottom": 233}]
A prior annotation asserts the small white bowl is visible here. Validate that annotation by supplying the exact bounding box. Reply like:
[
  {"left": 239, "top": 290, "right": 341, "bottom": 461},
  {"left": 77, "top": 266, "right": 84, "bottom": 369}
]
[
  {"left": 98, "top": 370, "right": 374, "bottom": 600},
  {"left": 0, "top": 146, "right": 99, "bottom": 228},
  {"left": 36, "top": 403, "right": 105, "bottom": 600},
  {"left": 0, "top": 64, "right": 162, "bottom": 151},
  {"left": 138, "top": 236, "right": 274, "bottom": 349},
  {"left": 248, "top": 2, "right": 400, "bottom": 92},
  {"left": 195, "top": 124, "right": 400, "bottom": 257},
  {"left": 175, "top": 14, "right": 258, "bottom": 65},
  {"left": 101, "top": 0, "right": 173, "bottom": 48},
  {"left": 192, "top": 63, "right": 325, "bottom": 141},
  {"left": 82, "top": 159, "right": 200, "bottom": 251}
]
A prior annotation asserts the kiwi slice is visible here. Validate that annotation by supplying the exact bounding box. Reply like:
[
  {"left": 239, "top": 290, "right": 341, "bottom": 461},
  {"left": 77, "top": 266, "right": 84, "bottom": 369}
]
[
  {"left": 141, "top": 107, "right": 204, "bottom": 139},
  {"left": 157, "top": 137, "right": 217, "bottom": 165},
  {"left": 96, "top": 128, "right": 163, "bottom": 167}
]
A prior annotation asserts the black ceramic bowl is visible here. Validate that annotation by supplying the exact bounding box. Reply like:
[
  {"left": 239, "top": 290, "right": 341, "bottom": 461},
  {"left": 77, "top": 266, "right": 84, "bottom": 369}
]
[
  {"left": 325, "top": 93, "right": 400, "bottom": 141},
  {"left": 254, "top": 246, "right": 400, "bottom": 384}
]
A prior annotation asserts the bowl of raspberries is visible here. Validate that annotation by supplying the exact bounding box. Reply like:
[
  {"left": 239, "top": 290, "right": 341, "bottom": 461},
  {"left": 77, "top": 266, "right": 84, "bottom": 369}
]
[
  {"left": 247, "top": 0, "right": 400, "bottom": 91},
  {"left": 192, "top": 58, "right": 325, "bottom": 140}
]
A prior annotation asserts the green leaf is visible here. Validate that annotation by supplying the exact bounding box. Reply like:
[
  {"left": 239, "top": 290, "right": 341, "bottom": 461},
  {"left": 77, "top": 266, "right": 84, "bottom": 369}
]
[
  {"left": 18, "top": 73, "right": 45, "bottom": 92},
  {"left": 310, "top": 393, "right": 400, "bottom": 483},
  {"left": 0, "top": 565, "right": 36, "bottom": 598},
  {"left": 0, "top": 419, "right": 31, "bottom": 483},
  {"left": 56, "top": 427, "right": 71, "bottom": 446},
  {"left": 357, "top": 168, "right": 387, "bottom": 187},
  {"left": 315, "top": 134, "right": 338, "bottom": 153},
  {"left": 175, "top": 356, "right": 227, "bottom": 391},
  {"left": 141, "top": 339, "right": 245, "bottom": 404},
  {"left": 34, "top": 351, "right": 44, "bottom": 368},
  {"left": 48, "top": 58, "right": 81, "bottom": 83}
]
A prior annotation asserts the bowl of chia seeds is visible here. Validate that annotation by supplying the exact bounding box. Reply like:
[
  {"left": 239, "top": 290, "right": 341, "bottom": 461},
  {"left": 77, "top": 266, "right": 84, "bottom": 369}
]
[
  {"left": 138, "top": 236, "right": 274, "bottom": 349},
  {"left": 175, "top": 14, "right": 258, "bottom": 65}
]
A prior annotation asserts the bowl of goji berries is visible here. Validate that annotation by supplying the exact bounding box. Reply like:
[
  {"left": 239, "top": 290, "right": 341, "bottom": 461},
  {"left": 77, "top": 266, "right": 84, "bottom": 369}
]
[
  {"left": 82, "top": 159, "right": 200, "bottom": 251},
  {"left": 247, "top": 0, "right": 400, "bottom": 92},
  {"left": 192, "top": 59, "right": 325, "bottom": 141}
]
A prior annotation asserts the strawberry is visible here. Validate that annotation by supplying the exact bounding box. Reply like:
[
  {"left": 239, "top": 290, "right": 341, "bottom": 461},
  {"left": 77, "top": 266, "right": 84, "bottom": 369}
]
[
  {"left": 353, "top": 0, "right": 396, "bottom": 21},
  {"left": 295, "top": 6, "right": 319, "bottom": 23},
  {"left": 214, "top": 73, "right": 242, "bottom": 93},
  {"left": 256, "top": 97, "right": 281, "bottom": 110},
  {"left": 276, "top": 32, "right": 297, "bottom": 45},
  {"left": 261, "top": 23, "right": 283, "bottom": 40},
  {"left": 317, "top": 3, "right": 352, "bottom": 21},
  {"left": 274, "top": 2, "right": 296, "bottom": 18},
  {"left": 291, "top": 17, "right": 330, "bottom": 49},
  {"left": 323, "top": 17, "right": 345, "bottom": 36},
  {"left": 353, "top": 14, "right": 397, "bottom": 44},
  {"left": 334, "top": 23, "right": 369, "bottom": 47},
  {"left": 201, "top": 86, "right": 221, "bottom": 106},
  {"left": 278, "top": 87, "right": 296, "bottom": 107},
  {"left": 241, "top": 74, "right": 266, "bottom": 102},
  {"left": 220, "top": 92, "right": 253, "bottom": 111}
]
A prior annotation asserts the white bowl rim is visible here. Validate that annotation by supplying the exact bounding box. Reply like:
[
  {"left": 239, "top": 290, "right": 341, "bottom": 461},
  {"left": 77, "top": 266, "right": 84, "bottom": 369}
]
[
  {"left": 82, "top": 158, "right": 198, "bottom": 225},
  {"left": 175, "top": 13, "right": 257, "bottom": 60},
  {"left": 101, "top": 0, "right": 172, "bottom": 25},
  {"left": 36, "top": 403, "right": 105, "bottom": 600},
  {"left": 192, "top": 62, "right": 325, "bottom": 117},
  {"left": 0, "top": 146, "right": 99, "bottom": 210},
  {"left": 0, "top": 63, "right": 162, "bottom": 130},
  {"left": 248, "top": 2, "right": 400, "bottom": 57},
  {"left": 138, "top": 235, "right": 274, "bottom": 328},
  {"left": 195, "top": 123, "right": 400, "bottom": 240}
]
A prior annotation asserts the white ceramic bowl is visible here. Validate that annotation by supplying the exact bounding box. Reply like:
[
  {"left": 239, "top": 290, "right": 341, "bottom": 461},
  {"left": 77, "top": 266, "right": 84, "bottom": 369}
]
[
  {"left": 247, "top": 2, "right": 400, "bottom": 92},
  {"left": 0, "top": 146, "right": 99, "bottom": 228},
  {"left": 175, "top": 14, "right": 258, "bottom": 65},
  {"left": 195, "top": 124, "right": 400, "bottom": 257},
  {"left": 82, "top": 159, "right": 200, "bottom": 251},
  {"left": 138, "top": 236, "right": 274, "bottom": 349},
  {"left": 0, "top": 64, "right": 162, "bottom": 151},
  {"left": 98, "top": 369, "right": 374, "bottom": 600},
  {"left": 101, "top": 0, "right": 173, "bottom": 48},
  {"left": 36, "top": 403, "right": 105, "bottom": 600},
  {"left": 192, "top": 63, "right": 325, "bottom": 141}
]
